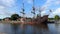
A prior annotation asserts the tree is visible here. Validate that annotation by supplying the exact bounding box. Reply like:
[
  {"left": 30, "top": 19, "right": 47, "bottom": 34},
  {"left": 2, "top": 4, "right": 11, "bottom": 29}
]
[
  {"left": 0, "top": 19, "right": 2, "bottom": 21},
  {"left": 11, "top": 14, "right": 20, "bottom": 20},
  {"left": 54, "top": 15, "right": 60, "bottom": 20}
]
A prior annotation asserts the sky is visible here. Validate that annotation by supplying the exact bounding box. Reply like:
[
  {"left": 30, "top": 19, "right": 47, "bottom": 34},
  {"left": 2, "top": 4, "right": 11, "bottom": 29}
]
[{"left": 0, "top": 0, "right": 60, "bottom": 19}]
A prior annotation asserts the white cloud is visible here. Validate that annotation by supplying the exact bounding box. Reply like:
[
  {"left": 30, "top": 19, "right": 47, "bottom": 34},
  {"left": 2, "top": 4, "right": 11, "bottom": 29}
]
[
  {"left": 41, "top": 0, "right": 60, "bottom": 11},
  {"left": 27, "top": 0, "right": 33, "bottom": 4},
  {"left": 0, "top": 0, "right": 17, "bottom": 19},
  {"left": 55, "top": 1, "right": 60, "bottom": 5},
  {"left": 0, "top": 6, "right": 5, "bottom": 9},
  {"left": 41, "top": 0, "right": 53, "bottom": 11},
  {"left": 40, "top": 0, "right": 60, "bottom": 18},
  {"left": 49, "top": 8, "right": 60, "bottom": 18},
  {"left": 53, "top": 8, "right": 60, "bottom": 15},
  {"left": 0, "top": 0, "right": 16, "bottom": 7},
  {"left": 0, "top": 5, "right": 17, "bottom": 17}
]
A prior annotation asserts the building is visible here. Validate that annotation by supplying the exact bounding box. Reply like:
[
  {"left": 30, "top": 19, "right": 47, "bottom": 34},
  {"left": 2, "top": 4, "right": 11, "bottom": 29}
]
[{"left": 3, "top": 17, "right": 11, "bottom": 21}]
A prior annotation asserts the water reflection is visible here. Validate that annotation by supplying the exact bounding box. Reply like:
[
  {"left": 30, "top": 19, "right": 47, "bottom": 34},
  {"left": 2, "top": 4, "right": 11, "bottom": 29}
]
[
  {"left": 0, "top": 23, "right": 60, "bottom": 34},
  {"left": 11, "top": 24, "right": 19, "bottom": 34},
  {"left": 31, "top": 24, "right": 49, "bottom": 34},
  {"left": 11, "top": 24, "right": 49, "bottom": 34}
]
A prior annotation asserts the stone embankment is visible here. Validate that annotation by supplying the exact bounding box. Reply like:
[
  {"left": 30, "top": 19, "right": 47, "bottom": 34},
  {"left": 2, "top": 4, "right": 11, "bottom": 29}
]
[{"left": 0, "top": 21, "right": 21, "bottom": 24}]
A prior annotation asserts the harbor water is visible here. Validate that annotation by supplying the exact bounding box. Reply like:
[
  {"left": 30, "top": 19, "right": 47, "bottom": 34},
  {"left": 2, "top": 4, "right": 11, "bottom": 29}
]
[{"left": 0, "top": 23, "right": 60, "bottom": 34}]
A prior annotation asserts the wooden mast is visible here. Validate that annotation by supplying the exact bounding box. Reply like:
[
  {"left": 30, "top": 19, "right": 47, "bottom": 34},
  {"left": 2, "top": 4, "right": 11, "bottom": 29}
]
[
  {"left": 20, "top": 0, "right": 26, "bottom": 24},
  {"left": 31, "top": 0, "right": 36, "bottom": 18},
  {"left": 39, "top": 7, "right": 41, "bottom": 17},
  {"left": 20, "top": 0, "right": 25, "bottom": 18},
  {"left": 48, "top": 9, "right": 52, "bottom": 16}
]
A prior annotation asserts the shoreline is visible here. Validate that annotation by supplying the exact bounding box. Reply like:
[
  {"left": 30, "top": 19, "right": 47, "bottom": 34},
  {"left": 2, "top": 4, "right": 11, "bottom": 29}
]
[{"left": 0, "top": 21, "right": 55, "bottom": 25}]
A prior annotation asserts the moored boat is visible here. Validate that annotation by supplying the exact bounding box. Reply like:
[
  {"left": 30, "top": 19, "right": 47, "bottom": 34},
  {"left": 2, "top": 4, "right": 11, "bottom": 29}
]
[{"left": 27, "top": 15, "right": 48, "bottom": 25}]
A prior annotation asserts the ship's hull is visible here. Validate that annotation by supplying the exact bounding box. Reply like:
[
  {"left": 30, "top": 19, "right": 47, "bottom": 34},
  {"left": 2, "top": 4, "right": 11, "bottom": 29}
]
[{"left": 28, "top": 15, "right": 48, "bottom": 25}]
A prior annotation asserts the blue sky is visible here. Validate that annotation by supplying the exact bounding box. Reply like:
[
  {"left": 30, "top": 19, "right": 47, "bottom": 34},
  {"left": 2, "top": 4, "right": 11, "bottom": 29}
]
[{"left": 0, "top": 0, "right": 60, "bottom": 19}]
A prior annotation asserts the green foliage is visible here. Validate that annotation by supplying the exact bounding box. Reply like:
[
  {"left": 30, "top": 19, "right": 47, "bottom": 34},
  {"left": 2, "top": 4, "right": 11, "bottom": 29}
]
[
  {"left": 48, "top": 18, "right": 54, "bottom": 20},
  {"left": 54, "top": 15, "right": 60, "bottom": 20},
  {"left": 0, "top": 19, "right": 2, "bottom": 21},
  {"left": 11, "top": 14, "right": 20, "bottom": 20}
]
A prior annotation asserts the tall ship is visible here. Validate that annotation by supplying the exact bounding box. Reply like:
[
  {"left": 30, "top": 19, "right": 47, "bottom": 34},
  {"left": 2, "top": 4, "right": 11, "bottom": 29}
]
[
  {"left": 27, "top": 0, "right": 49, "bottom": 25},
  {"left": 19, "top": 0, "right": 51, "bottom": 25}
]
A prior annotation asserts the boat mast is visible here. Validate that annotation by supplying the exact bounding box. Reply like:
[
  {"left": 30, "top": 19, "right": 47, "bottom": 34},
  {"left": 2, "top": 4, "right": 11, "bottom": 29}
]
[
  {"left": 39, "top": 7, "right": 41, "bottom": 17},
  {"left": 20, "top": 0, "right": 25, "bottom": 18},
  {"left": 49, "top": 9, "right": 52, "bottom": 15},
  {"left": 31, "top": 0, "right": 36, "bottom": 18}
]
